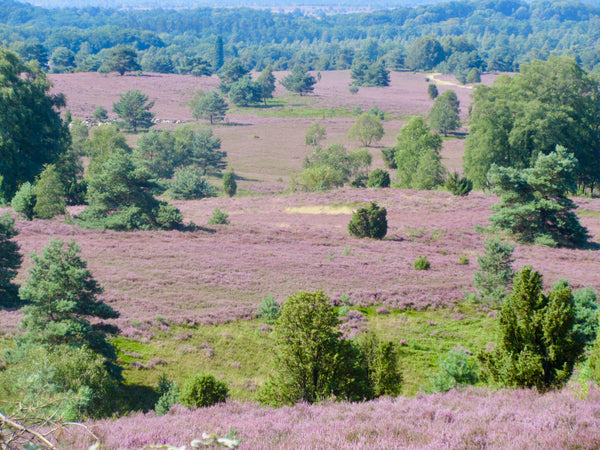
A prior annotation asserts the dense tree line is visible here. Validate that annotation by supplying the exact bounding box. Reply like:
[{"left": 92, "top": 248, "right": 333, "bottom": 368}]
[{"left": 2, "top": 0, "right": 600, "bottom": 80}]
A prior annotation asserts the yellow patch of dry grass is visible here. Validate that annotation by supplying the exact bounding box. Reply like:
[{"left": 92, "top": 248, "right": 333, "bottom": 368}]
[{"left": 285, "top": 205, "right": 355, "bottom": 215}]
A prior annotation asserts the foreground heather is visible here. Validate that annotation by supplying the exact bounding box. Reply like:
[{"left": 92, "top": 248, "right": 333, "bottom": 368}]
[{"left": 67, "top": 386, "right": 600, "bottom": 449}]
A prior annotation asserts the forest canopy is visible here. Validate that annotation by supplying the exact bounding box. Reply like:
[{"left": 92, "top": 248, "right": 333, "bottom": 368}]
[{"left": 2, "top": 0, "right": 600, "bottom": 77}]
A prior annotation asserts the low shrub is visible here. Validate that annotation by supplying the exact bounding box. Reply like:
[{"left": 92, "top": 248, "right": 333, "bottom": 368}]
[
  {"left": 169, "top": 167, "right": 216, "bottom": 200},
  {"left": 367, "top": 169, "right": 390, "bottom": 188},
  {"left": 222, "top": 170, "right": 237, "bottom": 197},
  {"left": 429, "top": 346, "right": 479, "bottom": 392},
  {"left": 11, "top": 182, "right": 36, "bottom": 220},
  {"left": 348, "top": 202, "right": 387, "bottom": 239},
  {"left": 414, "top": 256, "right": 431, "bottom": 270},
  {"left": 208, "top": 207, "right": 229, "bottom": 225},
  {"left": 445, "top": 172, "right": 473, "bottom": 196},
  {"left": 257, "top": 294, "right": 281, "bottom": 324},
  {"left": 179, "top": 374, "right": 228, "bottom": 408}
]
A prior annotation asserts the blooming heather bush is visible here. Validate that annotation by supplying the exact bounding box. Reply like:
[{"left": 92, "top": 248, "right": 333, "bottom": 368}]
[
  {"left": 69, "top": 386, "right": 600, "bottom": 449},
  {"left": 179, "top": 374, "right": 228, "bottom": 408},
  {"left": 348, "top": 202, "right": 387, "bottom": 239}
]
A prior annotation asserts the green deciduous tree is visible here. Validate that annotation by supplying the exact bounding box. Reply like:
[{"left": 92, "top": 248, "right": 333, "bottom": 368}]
[
  {"left": 406, "top": 36, "right": 445, "bottom": 71},
  {"left": 348, "top": 113, "right": 384, "bottom": 147},
  {"left": 190, "top": 90, "right": 228, "bottom": 124},
  {"left": 487, "top": 146, "right": 589, "bottom": 247},
  {"left": 394, "top": 116, "right": 445, "bottom": 189},
  {"left": 429, "top": 90, "right": 460, "bottom": 136},
  {"left": 179, "top": 374, "right": 228, "bottom": 408},
  {"left": 299, "top": 144, "right": 371, "bottom": 191},
  {"left": 479, "top": 266, "right": 583, "bottom": 391},
  {"left": 0, "top": 48, "right": 70, "bottom": 201},
  {"left": 19, "top": 239, "right": 121, "bottom": 379},
  {"left": 348, "top": 202, "right": 387, "bottom": 239},
  {"left": 281, "top": 66, "right": 317, "bottom": 96},
  {"left": 464, "top": 57, "right": 600, "bottom": 191},
  {"left": 113, "top": 90, "right": 155, "bottom": 133},
  {"left": 102, "top": 45, "right": 140, "bottom": 76},
  {"left": 259, "top": 291, "right": 401, "bottom": 406},
  {"left": 305, "top": 121, "right": 326, "bottom": 149},
  {"left": 50, "top": 46, "right": 76, "bottom": 73},
  {"left": 11, "top": 183, "right": 37, "bottom": 221},
  {"left": 0, "top": 213, "right": 22, "bottom": 308}
]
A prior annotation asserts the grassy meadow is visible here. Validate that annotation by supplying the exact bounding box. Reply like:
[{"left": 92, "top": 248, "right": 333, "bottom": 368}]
[{"left": 3, "top": 69, "right": 600, "bottom": 448}]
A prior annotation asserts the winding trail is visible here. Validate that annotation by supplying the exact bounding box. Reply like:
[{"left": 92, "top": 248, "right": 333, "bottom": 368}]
[{"left": 429, "top": 72, "right": 473, "bottom": 89}]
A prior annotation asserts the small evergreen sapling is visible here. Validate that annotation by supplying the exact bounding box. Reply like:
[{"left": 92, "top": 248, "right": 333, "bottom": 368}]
[
  {"left": 208, "top": 207, "right": 229, "bottom": 225},
  {"left": 413, "top": 256, "right": 431, "bottom": 270},
  {"left": 445, "top": 171, "right": 473, "bottom": 196}
]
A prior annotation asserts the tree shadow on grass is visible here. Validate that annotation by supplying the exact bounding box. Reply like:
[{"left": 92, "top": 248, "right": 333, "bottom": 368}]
[{"left": 115, "top": 383, "right": 159, "bottom": 414}]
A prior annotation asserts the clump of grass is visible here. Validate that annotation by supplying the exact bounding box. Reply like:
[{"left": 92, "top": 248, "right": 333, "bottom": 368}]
[
  {"left": 458, "top": 255, "right": 469, "bottom": 265},
  {"left": 414, "top": 256, "right": 431, "bottom": 270}
]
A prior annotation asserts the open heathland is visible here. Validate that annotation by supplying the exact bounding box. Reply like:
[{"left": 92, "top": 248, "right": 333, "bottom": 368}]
[{"left": 2, "top": 69, "right": 600, "bottom": 448}]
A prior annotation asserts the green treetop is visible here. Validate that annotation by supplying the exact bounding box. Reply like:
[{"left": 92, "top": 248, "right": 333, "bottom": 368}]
[
  {"left": 0, "top": 48, "right": 70, "bottom": 201},
  {"left": 394, "top": 116, "right": 445, "bottom": 190},
  {"left": 348, "top": 113, "right": 384, "bottom": 147},
  {"left": 0, "top": 213, "right": 22, "bottom": 308},
  {"left": 281, "top": 66, "right": 317, "bottom": 96},
  {"left": 113, "top": 90, "right": 155, "bottom": 133},
  {"left": 429, "top": 89, "right": 460, "bottom": 136},
  {"left": 487, "top": 146, "right": 589, "bottom": 247}
]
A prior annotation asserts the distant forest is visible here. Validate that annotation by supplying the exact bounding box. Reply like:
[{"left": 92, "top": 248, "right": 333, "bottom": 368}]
[{"left": 2, "top": 0, "right": 600, "bottom": 76}]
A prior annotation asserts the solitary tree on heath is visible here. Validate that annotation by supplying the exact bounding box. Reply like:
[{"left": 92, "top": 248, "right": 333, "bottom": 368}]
[
  {"left": 429, "top": 90, "right": 461, "bottom": 136},
  {"left": 281, "top": 66, "right": 317, "bottom": 96},
  {"left": 113, "top": 90, "right": 155, "bottom": 133},
  {"left": 190, "top": 90, "right": 228, "bottom": 125},
  {"left": 348, "top": 113, "right": 384, "bottom": 147}
]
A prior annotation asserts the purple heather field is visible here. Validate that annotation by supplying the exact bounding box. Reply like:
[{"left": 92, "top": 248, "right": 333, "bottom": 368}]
[
  {"left": 65, "top": 386, "right": 600, "bottom": 449},
  {"left": 3, "top": 188, "right": 599, "bottom": 334}
]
